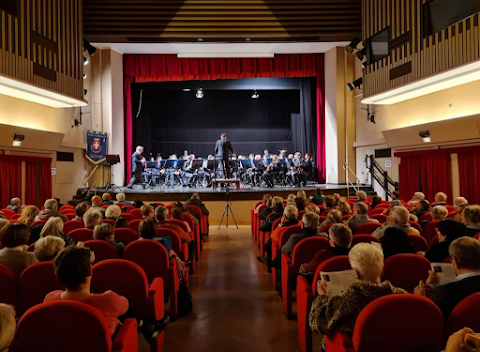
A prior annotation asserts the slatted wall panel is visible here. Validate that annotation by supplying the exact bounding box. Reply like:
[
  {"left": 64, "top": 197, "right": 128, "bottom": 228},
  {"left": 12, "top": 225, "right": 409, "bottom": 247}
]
[
  {"left": 0, "top": 0, "right": 83, "bottom": 100},
  {"left": 83, "top": 0, "right": 362, "bottom": 42},
  {"left": 362, "top": 0, "right": 480, "bottom": 99}
]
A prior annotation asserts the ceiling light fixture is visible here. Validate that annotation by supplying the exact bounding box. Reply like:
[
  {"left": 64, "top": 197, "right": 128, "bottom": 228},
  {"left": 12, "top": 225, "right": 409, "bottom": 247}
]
[
  {"left": 83, "top": 39, "right": 97, "bottom": 56},
  {"left": 12, "top": 133, "right": 24, "bottom": 147},
  {"left": 83, "top": 56, "right": 89, "bottom": 65},
  {"left": 346, "top": 37, "right": 362, "bottom": 53},
  {"left": 347, "top": 77, "right": 363, "bottom": 91},
  {"left": 196, "top": 88, "right": 204, "bottom": 99},
  {"left": 251, "top": 90, "right": 259, "bottom": 99},
  {"left": 419, "top": 130, "right": 431, "bottom": 143}
]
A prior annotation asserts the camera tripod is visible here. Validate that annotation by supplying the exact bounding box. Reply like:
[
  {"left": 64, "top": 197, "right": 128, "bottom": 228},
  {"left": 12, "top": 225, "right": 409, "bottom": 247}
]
[{"left": 218, "top": 189, "right": 238, "bottom": 229}]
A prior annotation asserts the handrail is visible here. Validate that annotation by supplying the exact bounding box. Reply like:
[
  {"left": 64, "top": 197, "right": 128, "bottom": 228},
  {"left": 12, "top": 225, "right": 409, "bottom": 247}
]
[
  {"left": 366, "top": 155, "right": 399, "bottom": 200},
  {"left": 343, "top": 163, "right": 361, "bottom": 199}
]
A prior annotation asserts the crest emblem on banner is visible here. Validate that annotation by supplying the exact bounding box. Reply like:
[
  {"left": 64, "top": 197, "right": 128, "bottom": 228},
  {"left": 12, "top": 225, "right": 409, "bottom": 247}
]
[{"left": 86, "top": 131, "right": 107, "bottom": 164}]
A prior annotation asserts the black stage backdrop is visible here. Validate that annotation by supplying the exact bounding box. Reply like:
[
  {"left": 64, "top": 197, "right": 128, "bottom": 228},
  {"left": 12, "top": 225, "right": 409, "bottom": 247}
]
[{"left": 132, "top": 87, "right": 301, "bottom": 158}]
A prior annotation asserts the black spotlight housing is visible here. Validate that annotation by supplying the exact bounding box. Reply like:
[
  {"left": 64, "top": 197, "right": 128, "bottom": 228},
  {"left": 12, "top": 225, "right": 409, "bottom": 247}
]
[
  {"left": 346, "top": 37, "right": 362, "bottom": 53},
  {"left": 347, "top": 77, "right": 363, "bottom": 91},
  {"left": 83, "top": 38, "right": 97, "bottom": 56},
  {"left": 356, "top": 47, "right": 367, "bottom": 61}
]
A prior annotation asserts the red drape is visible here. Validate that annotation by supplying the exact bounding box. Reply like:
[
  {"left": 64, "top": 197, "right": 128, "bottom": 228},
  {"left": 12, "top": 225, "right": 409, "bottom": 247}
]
[
  {"left": 39, "top": 161, "right": 52, "bottom": 205},
  {"left": 123, "top": 54, "right": 326, "bottom": 183},
  {"left": 399, "top": 154, "right": 452, "bottom": 202},
  {"left": 0, "top": 159, "right": 22, "bottom": 208},
  {"left": 458, "top": 151, "right": 480, "bottom": 204},
  {"left": 25, "top": 161, "right": 38, "bottom": 206}
]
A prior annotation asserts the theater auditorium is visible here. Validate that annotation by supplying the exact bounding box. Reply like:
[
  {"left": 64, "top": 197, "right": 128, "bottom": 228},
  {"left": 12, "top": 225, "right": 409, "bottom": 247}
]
[{"left": 0, "top": 1, "right": 480, "bottom": 351}]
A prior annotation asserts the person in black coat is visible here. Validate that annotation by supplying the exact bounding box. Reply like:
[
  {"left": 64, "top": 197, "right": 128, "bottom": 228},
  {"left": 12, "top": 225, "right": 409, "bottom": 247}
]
[
  {"left": 416, "top": 237, "right": 480, "bottom": 320},
  {"left": 425, "top": 219, "right": 466, "bottom": 263},
  {"left": 298, "top": 153, "right": 314, "bottom": 186},
  {"left": 215, "top": 133, "right": 234, "bottom": 178},
  {"left": 127, "top": 146, "right": 146, "bottom": 188}
]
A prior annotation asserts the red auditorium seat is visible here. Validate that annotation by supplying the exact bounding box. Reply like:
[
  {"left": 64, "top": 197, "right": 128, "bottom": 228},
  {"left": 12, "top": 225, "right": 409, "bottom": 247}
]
[
  {"left": 68, "top": 228, "right": 94, "bottom": 243},
  {"left": 63, "top": 220, "right": 84, "bottom": 235},
  {"left": 419, "top": 212, "right": 432, "bottom": 223},
  {"left": 408, "top": 234, "right": 428, "bottom": 252},
  {"left": 382, "top": 254, "right": 431, "bottom": 293},
  {"left": 128, "top": 219, "right": 142, "bottom": 234},
  {"left": 27, "top": 243, "right": 35, "bottom": 252},
  {"left": 100, "top": 218, "right": 116, "bottom": 226},
  {"left": 258, "top": 212, "right": 274, "bottom": 249},
  {"left": 408, "top": 221, "right": 422, "bottom": 234},
  {"left": 446, "top": 292, "right": 480, "bottom": 340},
  {"left": 183, "top": 213, "right": 200, "bottom": 259},
  {"left": 271, "top": 224, "right": 302, "bottom": 289},
  {"left": 427, "top": 236, "right": 439, "bottom": 250},
  {"left": 251, "top": 202, "right": 262, "bottom": 235},
  {"left": 351, "top": 235, "right": 379, "bottom": 246},
  {"left": 63, "top": 213, "right": 76, "bottom": 220},
  {"left": 445, "top": 205, "right": 456, "bottom": 213},
  {"left": 187, "top": 204, "right": 208, "bottom": 236},
  {"left": 119, "top": 204, "right": 135, "bottom": 213},
  {"left": 353, "top": 222, "right": 381, "bottom": 235},
  {"left": 0, "top": 208, "right": 15, "bottom": 219},
  {"left": 370, "top": 214, "right": 386, "bottom": 223},
  {"left": 320, "top": 209, "right": 332, "bottom": 217},
  {"left": 319, "top": 223, "right": 335, "bottom": 233},
  {"left": 59, "top": 204, "right": 75, "bottom": 211},
  {"left": 342, "top": 214, "right": 352, "bottom": 221},
  {"left": 83, "top": 240, "right": 119, "bottom": 263},
  {"left": 158, "top": 227, "right": 189, "bottom": 262},
  {"left": 326, "top": 295, "right": 443, "bottom": 352},
  {"left": 10, "top": 213, "right": 21, "bottom": 220},
  {"left": 14, "top": 300, "right": 138, "bottom": 352},
  {"left": 128, "top": 208, "right": 143, "bottom": 219},
  {"left": 260, "top": 218, "right": 281, "bottom": 257},
  {"left": 282, "top": 236, "right": 329, "bottom": 319},
  {"left": 422, "top": 219, "right": 441, "bottom": 244},
  {"left": 254, "top": 204, "right": 267, "bottom": 242},
  {"left": 371, "top": 206, "right": 388, "bottom": 215},
  {"left": 124, "top": 240, "right": 179, "bottom": 320},
  {"left": 114, "top": 228, "right": 139, "bottom": 245},
  {"left": 91, "top": 259, "right": 165, "bottom": 351},
  {"left": 298, "top": 210, "right": 306, "bottom": 220},
  {"left": 447, "top": 211, "right": 457, "bottom": 219},
  {"left": 60, "top": 208, "right": 76, "bottom": 215},
  {"left": 20, "top": 261, "right": 63, "bottom": 310},
  {"left": 119, "top": 213, "right": 134, "bottom": 223},
  {"left": 9, "top": 220, "right": 22, "bottom": 224},
  {"left": 31, "top": 219, "right": 47, "bottom": 227},
  {"left": 0, "top": 264, "right": 19, "bottom": 307},
  {"left": 169, "top": 218, "right": 195, "bottom": 274},
  {"left": 101, "top": 204, "right": 110, "bottom": 209},
  {"left": 297, "top": 256, "right": 351, "bottom": 352}
]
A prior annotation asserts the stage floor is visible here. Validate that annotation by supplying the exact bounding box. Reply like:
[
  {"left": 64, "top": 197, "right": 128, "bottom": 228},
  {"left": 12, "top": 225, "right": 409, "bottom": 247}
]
[{"left": 82, "top": 183, "right": 372, "bottom": 202}]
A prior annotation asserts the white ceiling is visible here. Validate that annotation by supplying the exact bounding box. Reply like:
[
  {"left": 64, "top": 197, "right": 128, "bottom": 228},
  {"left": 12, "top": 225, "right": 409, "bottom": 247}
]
[{"left": 93, "top": 42, "right": 348, "bottom": 55}]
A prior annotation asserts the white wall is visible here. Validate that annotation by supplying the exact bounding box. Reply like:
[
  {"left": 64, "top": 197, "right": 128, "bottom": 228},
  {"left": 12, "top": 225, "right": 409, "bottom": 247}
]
[{"left": 324, "top": 48, "right": 339, "bottom": 183}]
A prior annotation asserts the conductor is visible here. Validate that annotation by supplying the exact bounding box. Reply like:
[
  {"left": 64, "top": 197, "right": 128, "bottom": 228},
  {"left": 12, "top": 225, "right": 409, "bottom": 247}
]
[
  {"left": 127, "top": 145, "right": 146, "bottom": 188},
  {"left": 215, "top": 133, "right": 234, "bottom": 178}
]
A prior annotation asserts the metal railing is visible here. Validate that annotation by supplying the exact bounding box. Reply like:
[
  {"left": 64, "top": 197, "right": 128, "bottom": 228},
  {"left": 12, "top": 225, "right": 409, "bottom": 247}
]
[
  {"left": 343, "top": 163, "right": 362, "bottom": 199},
  {"left": 366, "top": 155, "right": 399, "bottom": 200}
]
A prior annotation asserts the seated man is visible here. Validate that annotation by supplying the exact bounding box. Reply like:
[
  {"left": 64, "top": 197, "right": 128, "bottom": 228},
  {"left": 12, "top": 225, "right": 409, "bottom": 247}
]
[
  {"left": 420, "top": 205, "right": 448, "bottom": 228},
  {"left": 155, "top": 206, "right": 191, "bottom": 244},
  {"left": 36, "top": 199, "right": 68, "bottom": 222},
  {"left": 298, "top": 153, "right": 314, "bottom": 186},
  {"left": 453, "top": 196, "right": 469, "bottom": 221},
  {"left": 102, "top": 193, "right": 114, "bottom": 205},
  {"left": 416, "top": 237, "right": 480, "bottom": 320},
  {"left": 91, "top": 196, "right": 106, "bottom": 218},
  {"left": 372, "top": 206, "right": 420, "bottom": 241},
  {"left": 74, "top": 203, "right": 88, "bottom": 221},
  {"left": 300, "top": 223, "right": 352, "bottom": 274},
  {"left": 84, "top": 208, "right": 102, "bottom": 230},
  {"left": 347, "top": 202, "right": 379, "bottom": 233},
  {"left": 263, "top": 155, "right": 282, "bottom": 188},
  {"left": 6, "top": 197, "right": 22, "bottom": 213},
  {"left": 310, "top": 189, "right": 324, "bottom": 206},
  {"left": 185, "top": 193, "right": 210, "bottom": 216},
  {"left": 93, "top": 223, "right": 126, "bottom": 257},
  {"left": 433, "top": 192, "right": 448, "bottom": 207},
  {"left": 281, "top": 212, "right": 320, "bottom": 256}
]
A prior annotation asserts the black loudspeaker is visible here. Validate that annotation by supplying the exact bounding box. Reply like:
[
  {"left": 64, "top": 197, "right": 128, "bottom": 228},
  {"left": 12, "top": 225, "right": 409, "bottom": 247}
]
[
  {"left": 56, "top": 152, "right": 74, "bottom": 162},
  {"left": 375, "top": 148, "right": 392, "bottom": 158}
]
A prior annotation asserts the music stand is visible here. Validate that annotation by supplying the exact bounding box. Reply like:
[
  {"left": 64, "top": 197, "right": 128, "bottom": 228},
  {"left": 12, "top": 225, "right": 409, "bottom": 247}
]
[
  {"left": 218, "top": 189, "right": 238, "bottom": 229},
  {"left": 102, "top": 155, "right": 121, "bottom": 192}
]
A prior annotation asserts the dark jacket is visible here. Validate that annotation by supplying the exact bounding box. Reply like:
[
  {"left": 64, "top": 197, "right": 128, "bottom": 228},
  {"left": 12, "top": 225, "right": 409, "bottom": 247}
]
[
  {"left": 430, "top": 275, "right": 480, "bottom": 320},
  {"left": 259, "top": 207, "right": 273, "bottom": 221},
  {"left": 465, "top": 227, "right": 480, "bottom": 237},
  {"left": 259, "top": 212, "right": 282, "bottom": 232},
  {"left": 185, "top": 198, "right": 210, "bottom": 216},
  {"left": 311, "top": 195, "right": 324, "bottom": 206},
  {"left": 425, "top": 241, "right": 450, "bottom": 263},
  {"left": 301, "top": 246, "right": 350, "bottom": 273},
  {"left": 281, "top": 228, "right": 318, "bottom": 255},
  {"left": 215, "top": 139, "right": 234, "bottom": 157},
  {"left": 295, "top": 198, "right": 306, "bottom": 211},
  {"left": 132, "top": 151, "right": 144, "bottom": 173}
]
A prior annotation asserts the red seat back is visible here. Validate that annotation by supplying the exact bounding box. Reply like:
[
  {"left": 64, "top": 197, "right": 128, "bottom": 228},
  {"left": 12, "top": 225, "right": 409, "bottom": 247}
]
[
  {"left": 119, "top": 204, "right": 135, "bottom": 213},
  {"left": 83, "top": 240, "right": 119, "bottom": 264},
  {"left": 371, "top": 206, "right": 388, "bottom": 215},
  {"left": 0, "top": 208, "right": 15, "bottom": 219},
  {"left": 312, "top": 256, "right": 351, "bottom": 296},
  {"left": 186, "top": 205, "right": 202, "bottom": 221},
  {"left": 68, "top": 228, "right": 94, "bottom": 244},
  {"left": 408, "top": 234, "right": 428, "bottom": 252},
  {"left": 419, "top": 212, "right": 432, "bottom": 223},
  {"left": 10, "top": 213, "right": 21, "bottom": 220},
  {"left": 64, "top": 213, "right": 76, "bottom": 220},
  {"left": 352, "top": 235, "right": 379, "bottom": 246},
  {"left": 0, "top": 264, "right": 18, "bottom": 306},
  {"left": 408, "top": 221, "right": 422, "bottom": 233},
  {"left": 31, "top": 219, "right": 47, "bottom": 227},
  {"left": 100, "top": 219, "right": 115, "bottom": 226},
  {"left": 59, "top": 205, "right": 74, "bottom": 212},
  {"left": 114, "top": 228, "right": 139, "bottom": 245},
  {"left": 422, "top": 219, "right": 441, "bottom": 244},
  {"left": 354, "top": 222, "right": 381, "bottom": 235},
  {"left": 291, "top": 236, "right": 329, "bottom": 266},
  {"left": 169, "top": 219, "right": 190, "bottom": 234},
  {"left": 271, "top": 218, "right": 282, "bottom": 232},
  {"left": 63, "top": 220, "right": 84, "bottom": 235},
  {"left": 128, "top": 208, "right": 143, "bottom": 219},
  {"left": 124, "top": 240, "right": 170, "bottom": 284},
  {"left": 15, "top": 301, "right": 112, "bottom": 352},
  {"left": 320, "top": 209, "right": 332, "bottom": 217},
  {"left": 370, "top": 214, "right": 387, "bottom": 223},
  {"left": 157, "top": 227, "right": 182, "bottom": 255},
  {"left": 20, "top": 261, "right": 64, "bottom": 310},
  {"left": 446, "top": 292, "right": 480, "bottom": 337},
  {"left": 128, "top": 219, "right": 142, "bottom": 234},
  {"left": 278, "top": 224, "right": 303, "bottom": 247},
  {"left": 382, "top": 254, "right": 431, "bottom": 293},
  {"left": 445, "top": 205, "right": 456, "bottom": 213},
  {"left": 352, "top": 295, "right": 443, "bottom": 352},
  {"left": 447, "top": 211, "right": 457, "bottom": 219},
  {"left": 319, "top": 223, "right": 335, "bottom": 233},
  {"left": 119, "top": 213, "right": 134, "bottom": 223},
  {"left": 297, "top": 210, "right": 306, "bottom": 220}
]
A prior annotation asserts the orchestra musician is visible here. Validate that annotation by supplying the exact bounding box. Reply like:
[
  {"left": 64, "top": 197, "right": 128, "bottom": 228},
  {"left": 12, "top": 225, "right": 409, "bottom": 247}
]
[
  {"left": 263, "top": 154, "right": 282, "bottom": 188},
  {"left": 298, "top": 153, "right": 314, "bottom": 186},
  {"left": 127, "top": 145, "right": 146, "bottom": 189},
  {"left": 215, "top": 133, "right": 234, "bottom": 179},
  {"left": 182, "top": 154, "right": 195, "bottom": 186}
]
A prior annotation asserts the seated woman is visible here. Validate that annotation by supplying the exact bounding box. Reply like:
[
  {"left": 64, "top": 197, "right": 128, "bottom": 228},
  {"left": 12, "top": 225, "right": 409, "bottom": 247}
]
[
  {"left": 305, "top": 204, "right": 320, "bottom": 215},
  {"left": 18, "top": 205, "right": 40, "bottom": 227},
  {"left": 370, "top": 195, "right": 382, "bottom": 209},
  {"left": 170, "top": 206, "right": 191, "bottom": 233},
  {"left": 323, "top": 195, "right": 336, "bottom": 210},
  {"left": 462, "top": 205, "right": 480, "bottom": 237},
  {"left": 114, "top": 218, "right": 129, "bottom": 229},
  {"left": 84, "top": 208, "right": 102, "bottom": 230},
  {"left": 45, "top": 246, "right": 128, "bottom": 336},
  {"left": 93, "top": 223, "right": 125, "bottom": 257},
  {"left": 258, "top": 197, "right": 274, "bottom": 221},
  {"left": 105, "top": 205, "right": 121, "bottom": 220},
  {"left": 309, "top": 243, "right": 406, "bottom": 341},
  {"left": 0, "top": 303, "right": 16, "bottom": 351},
  {"left": 0, "top": 223, "right": 37, "bottom": 277},
  {"left": 40, "top": 217, "right": 75, "bottom": 247},
  {"left": 295, "top": 190, "right": 308, "bottom": 211},
  {"left": 381, "top": 227, "right": 414, "bottom": 259},
  {"left": 255, "top": 194, "right": 272, "bottom": 217},
  {"left": 259, "top": 197, "right": 284, "bottom": 232},
  {"left": 453, "top": 197, "right": 469, "bottom": 221},
  {"left": 319, "top": 209, "right": 342, "bottom": 231},
  {"left": 140, "top": 204, "right": 154, "bottom": 219},
  {"left": 424, "top": 219, "right": 466, "bottom": 262},
  {"left": 382, "top": 200, "right": 403, "bottom": 216},
  {"left": 420, "top": 205, "right": 448, "bottom": 228},
  {"left": 34, "top": 236, "right": 65, "bottom": 262},
  {"left": 337, "top": 202, "right": 351, "bottom": 216}
]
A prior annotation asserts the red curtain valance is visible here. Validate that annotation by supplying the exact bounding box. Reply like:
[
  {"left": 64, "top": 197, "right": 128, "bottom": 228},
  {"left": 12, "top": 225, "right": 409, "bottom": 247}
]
[
  {"left": 0, "top": 154, "right": 51, "bottom": 163},
  {"left": 395, "top": 145, "right": 480, "bottom": 158},
  {"left": 123, "top": 54, "right": 326, "bottom": 183}
]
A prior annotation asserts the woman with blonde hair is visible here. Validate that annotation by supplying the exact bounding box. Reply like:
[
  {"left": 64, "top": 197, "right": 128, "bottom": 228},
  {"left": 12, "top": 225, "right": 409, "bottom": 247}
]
[
  {"left": 462, "top": 205, "right": 480, "bottom": 237},
  {"left": 40, "top": 217, "right": 75, "bottom": 246},
  {"left": 18, "top": 205, "right": 40, "bottom": 227},
  {"left": 337, "top": 202, "right": 352, "bottom": 216},
  {"left": 319, "top": 209, "right": 342, "bottom": 230},
  {"left": 297, "top": 190, "right": 307, "bottom": 201}
]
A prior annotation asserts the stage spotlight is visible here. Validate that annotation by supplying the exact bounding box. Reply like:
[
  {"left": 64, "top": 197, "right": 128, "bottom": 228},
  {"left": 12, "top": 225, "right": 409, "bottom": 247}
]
[
  {"left": 347, "top": 77, "right": 363, "bottom": 91},
  {"left": 346, "top": 37, "right": 362, "bottom": 53},
  {"left": 182, "top": 88, "right": 191, "bottom": 92},
  {"left": 84, "top": 89, "right": 87, "bottom": 95},
  {"left": 83, "top": 56, "right": 89, "bottom": 65},
  {"left": 196, "top": 88, "right": 204, "bottom": 99},
  {"left": 83, "top": 73, "right": 87, "bottom": 80},
  {"left": 419, "top": 130, "right": 431, "bottom": 143},
  {"left": 83, "top": 38, "right": 97, "bottom": 56},
  {"left": 251, "top": 90, "right": 259, "bottom": 99}
]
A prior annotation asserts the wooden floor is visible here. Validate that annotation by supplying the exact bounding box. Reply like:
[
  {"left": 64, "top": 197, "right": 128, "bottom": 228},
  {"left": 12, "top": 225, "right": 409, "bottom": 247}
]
[{"left": 140, "top": 226, "right": 301, "bottom": 352}]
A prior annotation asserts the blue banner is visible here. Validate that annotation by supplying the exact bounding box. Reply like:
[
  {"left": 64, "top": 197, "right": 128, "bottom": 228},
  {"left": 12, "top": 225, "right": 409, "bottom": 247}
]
[{"left": 86, "top": 131, "right": 107, "bottom": 165}]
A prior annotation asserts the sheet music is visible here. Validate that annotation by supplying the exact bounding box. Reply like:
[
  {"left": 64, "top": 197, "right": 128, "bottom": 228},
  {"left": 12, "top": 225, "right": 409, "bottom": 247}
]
[
  {"left": 430, "top": 263, "right": 457, "bottom": 284},
  {"left": 320, "top": 270, "right": 356, "bottom": 297}
]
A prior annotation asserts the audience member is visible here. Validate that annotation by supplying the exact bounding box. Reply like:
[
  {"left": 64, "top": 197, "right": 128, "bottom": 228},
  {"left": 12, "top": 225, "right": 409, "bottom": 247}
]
[
  {"left": 114, "top": 218, "right": 129, "bottom": 229},
  {"left": 337, "top": 202, "right": 351, "bottom": 216},
  {"left": 356, "top": 190, "right": 368, "bottom": 203},
  {"left": 319, "top": 209, "right": 342, "bottom": 230},
  {"left": 18, "top": 205, "right": 39, "bottom": 227},
  {"left": 370, "top": 195, "right": 382, "bottom": 209},
  {"left": 332, "top": 193, "right": 341, "bottom": 206},
  {"left": 74, "top": 203, "right": 88, "bottom": 221},
  {"left": 305, "top": 204, "right": 320, "bottom": 215},
  {"left": 105, "top": 205, "right": 121, "bottom": 220},
  {"left": 309, "top": 243, "right": 406, "bottom": 340},
  {"left": 382, "top": 200, "right": 403, "bottom": 216},
  {"left": 84, "top": 208, "right": 102, "bottom": 230},
  {"left": 185, "top": 193, "right": 210, "bottom": 216},
  {"left": 408, "top": 191, "right": 426, "bottom": 208},
  {"left": 40, "top": 217, "right": 75, "bottom": 247},
  {"left": 36, "top": 199, "right": 67, "bottom": 222},
  {"left": 323, "top": 195, "right": 336, "bottom": 210},
  {"left": 54, "top": 197, "right": 64, "bottom": 209},
  {"left": 93, "top": 223, "right": 125, "bottom": 257},
  {"left": 140, "top": 204, "right": 154, "bottom": 219},
  {"left": 381, "top": 227, "right": 414, "bottom": 259},
  {"left": 102, "top": 193, "right": 113, "bottom": 205},
  {"left": 171, "top": 207, "right": 192, "bottom": 233},
  {"left": 281, "top": 212, "right": 320, "bottom": 256},
  {"left": 391, "top": 191, "right": 400, "bottom": 200},
  {"left": 310, "top": 189, "right": 324, "bottom": 206},
  {"left": 0, "top": 303, "right": 16, "bottom": 351},
  {"left": 91, "top": 196, "right": 106, "bottom": 217},
  {"left": 420, "top": 205, "right": 448, "bottom": 228},
  {"left": 259, "top": 197, "right": 284, "bottom": 232},
  {"left": 424, "top": 219, "right": 466, "bottom": 263},
  {"left": 300, "top": 223, "right": 352, "bottom": 274},
  {"left": 115, "top": 192, "right": 131, "bottom": 205},
  {"left": 445, "top": 328, "right": 480, "bottom": 352},
  {"left": 462, "top": 205, "right": 480, "bottom": 237},
  {"left": 347, "top": 202, "right": 379, "bottom": 233},
  {"left": 155, "top": 206, "right": 191, "bottom": 243},
  {"left": 34, "top": 236, "right": 65, "bottom": 262},
  {"left": 254, "top": 194, "right": 272, "bottom": 214},
  {"left": 287, "top": 194, "right": 296, "bottom": 203},
  {"left": 0, "top": 223, "right": 37, "bottom": 276},
  {"left": 417, "top": 237, "right": 480, "bottom": 320},
  {"left": 258, "top": 197, "right": 274, "bottom": 221},
  {"left": 295, "top": 197, "right": 306, "bottom": 212},
  {"left": 372, "top": 206, "right": 420, "bottom": 240},
  {"left": 45, "top": 246, "right": 129, "bottom": 336},
  {"left": 0, "top": 219, "right": 10, "bottom": 242},
  {"left": 6, "top": 197, "right": 22, "bottom": 213},
  {"left": 412, "top": 200, "right": 430, "bottom": 220},
  {"left": 453, "top": 197, "right": 469, "bottom": 221},
  {"left": 434, "top": 192, "right": 448, "bottom": 207}
]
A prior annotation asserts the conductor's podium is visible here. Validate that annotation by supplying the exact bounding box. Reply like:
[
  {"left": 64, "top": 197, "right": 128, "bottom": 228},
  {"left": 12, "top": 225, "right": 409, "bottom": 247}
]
[{"left": 212, "top": 179, "right": 240, "bottom": 190}]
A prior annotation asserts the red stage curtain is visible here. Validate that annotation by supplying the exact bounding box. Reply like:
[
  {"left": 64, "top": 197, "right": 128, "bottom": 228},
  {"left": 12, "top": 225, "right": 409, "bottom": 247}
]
[
  {"left": 124, "top": 54, "right": 326, "bottom": 183},
  {"left": 399, "top": 156, "right": 421, "bottom": 203},
  {"left": 0, "top": 159, "right": 22, "bottom": 208},
  {"left": 458, "top": 151, "right": 480, "bottom": 204},
  {"left": 39, "top": 161, "right": 52, "bottom": 205},
  {"left": 25, "top": 161, "right": 38, "bottom": 206}
]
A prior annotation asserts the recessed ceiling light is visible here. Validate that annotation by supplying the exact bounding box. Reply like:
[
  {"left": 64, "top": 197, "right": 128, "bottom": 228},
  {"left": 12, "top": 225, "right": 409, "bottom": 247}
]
[{"left": 182, "top": 89, "right": 191, "bottom": 92}]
